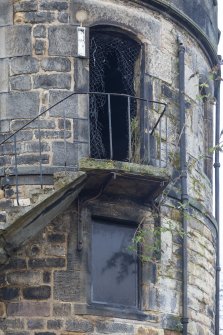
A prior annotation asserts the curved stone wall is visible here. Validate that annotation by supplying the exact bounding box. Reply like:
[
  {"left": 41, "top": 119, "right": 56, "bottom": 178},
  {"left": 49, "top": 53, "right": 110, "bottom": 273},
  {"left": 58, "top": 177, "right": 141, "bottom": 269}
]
[
  {"left": 139, "top": 0, "right": 219, "bottom": 50},
  {"left": 0, "top": 1, "right": 218, "bottom": 334}
]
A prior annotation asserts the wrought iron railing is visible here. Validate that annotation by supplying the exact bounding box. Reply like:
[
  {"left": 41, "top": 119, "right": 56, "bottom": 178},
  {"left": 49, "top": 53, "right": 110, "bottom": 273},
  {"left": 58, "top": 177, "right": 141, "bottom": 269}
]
[{"left": 0, "top": 92, "right": 168, "bottom": 204}]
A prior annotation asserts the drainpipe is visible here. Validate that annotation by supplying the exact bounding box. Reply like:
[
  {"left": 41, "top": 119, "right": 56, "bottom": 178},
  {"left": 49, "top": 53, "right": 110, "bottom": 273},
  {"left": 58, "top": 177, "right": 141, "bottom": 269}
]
[
  {"left": 214, "top": 57, "right": 221, "bottom": 335},
  {"left": 178, "top": 35, "right": 189, "bottom": 335}
]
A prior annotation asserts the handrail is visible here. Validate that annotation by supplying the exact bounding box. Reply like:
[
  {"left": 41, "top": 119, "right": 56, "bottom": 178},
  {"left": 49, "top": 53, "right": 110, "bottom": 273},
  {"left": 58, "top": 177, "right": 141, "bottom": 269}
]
[
  {"left": 0, "top": 91, "right": 168, "bottom": 204},
  {"left": 0, "top": 91, "right": 167, "bottom": 146}
]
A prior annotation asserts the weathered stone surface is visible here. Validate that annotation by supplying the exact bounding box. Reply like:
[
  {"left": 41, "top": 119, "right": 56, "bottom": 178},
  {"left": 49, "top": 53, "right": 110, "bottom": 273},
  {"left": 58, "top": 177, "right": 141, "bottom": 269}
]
[
  {"left": 43, "top": 272, "right": 51, "bottom": 283},
  {"left": 14, "top": 0, "right": 38, "bottom": 12},
  {"left": 146, "top": 46, "right": 172, "bottom": 84},
  {"left": 7, "top": 302, "right": 50, "bottom": 317},
  {"left": 0, "top": 1, "right": 13, "bottom": 26},
  {"left": 2, "top": 259, "right": 26, "bottom": 270},
  {"left": 33, "top": 74, "right": 71, "bottom": 89},
  {"left": 7, "top": 271, "right": 42, "bottom": 286},
  {"left": 0, "top": 318, "right": 24, "bottom": 330},
  {"left": 48, "top": 26, "right": 77, "bottom": 56},
  {"left": 39, "top": 1, "right": 68, "bottom": 11},
  {"left": 0, "top": 59, "right": 8, "bottom": 93},
  {"left": 10, "top": 56, "right": 39, "bottom": 75},
  {"left": 0, "top": 287, "right": 19, "bottom": 300},
  {"left": 58, "top": 12, "right": 69, "bottom": 23},
  {"left": 2, "top": 332, "right": 28, "bottom": 335},
  {"left": 10, "top": 119, "right": 55, "bottom": 132},
  {"left": 33, "top": 25, "right": 46, "bottom": 38},
  {"left": 23, "top": 286, "right": 51, "bottom": 300},
  {"left": 49, "top": 91, "right": 78, "bottom": 118},
  {"left": 53, "top": 303, "right": 71, "bottom": 317},
  {"left": 27, "top": 319, "right": 44, "bottom": 330},
  {"left": 96, "top": 321, "right": 134, "bottom": 334},
  {"left": 47, "top": 234, "right": 65, "bottom": 243},
  {"left": 23, "top": 12, "right": 55, "bottom": 24},
  {"left": 29, "top": 258, "right": 65, "bottom": 269},
  {"left": 0, "top": 302, "right": 6, "bottom": 317},
  {"left": 0, "top": 92, "right": 39, "bottom": 120},
  {"left": 54, "top": 271, "right": 80, "bottom": 301},
  {"left": 52, "top": 142, "right": 77, "bottom": 167},
  {"left": 0, "top": 26, "right": 32, "bottom": 58},
  {"left": 10, "top": 75, "right": 31, "bottom": 91},
  {"left": 35, "top": 39, "right": 46, "bottom": 55},
  {"left": 137, "top": 327, "right": 162, "bottom": 335},
  {"left": 65, "top": 319, "right": 94, "bottom": 332},
  {"left": 41, "top": 57, "right": 71, "bottom": 72},
  {"left": 47, "top": 319, "right": 63, "bottom": 329}
]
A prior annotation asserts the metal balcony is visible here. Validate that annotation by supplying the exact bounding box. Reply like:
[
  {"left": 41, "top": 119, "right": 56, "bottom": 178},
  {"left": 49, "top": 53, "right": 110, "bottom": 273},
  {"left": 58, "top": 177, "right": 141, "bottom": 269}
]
[{"left": 0, "top": 92, "right": 169, "bottom": 204}]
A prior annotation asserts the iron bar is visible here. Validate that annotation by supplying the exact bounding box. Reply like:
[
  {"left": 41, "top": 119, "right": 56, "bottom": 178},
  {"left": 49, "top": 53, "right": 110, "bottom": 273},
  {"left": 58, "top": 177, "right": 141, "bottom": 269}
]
[
  {"left": 127, "top": 96, "right": 132, "bottom": 162},
  {"left": 13, "top": 134, "right": 19, "bottom": 206},
  {"left": 214, "top": 74, "right": 221, "bottom": 335},
  {"left": 140, "top": 97, "right": 145, "bottom": 162},
  {"left": 144, "top": 100, "right": 149, "bottom": 164},
  {"left": 150, "top": 104, "right": 167, "bottom": 136},
  {"left": 107, "top": 94, "right": 113, "bottom": 160},
  {"left": 63, "top": 109, "right": 67, "bottom": 171},
  {"left": 0, "top": 91, "right": 168, "bottom": 188},
  {"left": 165, "top": 111, "right": 168, "bottom": 168},
  {"left": 38, "top": 121, "right": 43, "bottom": 189},
  {"left": 178, "top": 35, "right": 189, "bottom": 335},
  {"left": 159, "top": 120, "right": 161, "bottom": 167},
  {"left": 0, "top": 92, "right": 166, "bottom": 146}
]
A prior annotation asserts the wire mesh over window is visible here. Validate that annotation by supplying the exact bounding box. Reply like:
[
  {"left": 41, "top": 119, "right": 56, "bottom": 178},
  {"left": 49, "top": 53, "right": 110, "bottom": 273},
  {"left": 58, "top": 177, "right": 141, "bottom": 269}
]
[{"left": 89, "top": 30, "right": 141, "bottom": 160}]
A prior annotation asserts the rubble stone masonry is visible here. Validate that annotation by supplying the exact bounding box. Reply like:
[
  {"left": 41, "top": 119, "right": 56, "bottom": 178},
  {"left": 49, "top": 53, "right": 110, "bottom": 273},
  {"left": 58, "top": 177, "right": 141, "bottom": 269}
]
[{"left": 0, "top": 0, "right": 219, "bottom": 334}]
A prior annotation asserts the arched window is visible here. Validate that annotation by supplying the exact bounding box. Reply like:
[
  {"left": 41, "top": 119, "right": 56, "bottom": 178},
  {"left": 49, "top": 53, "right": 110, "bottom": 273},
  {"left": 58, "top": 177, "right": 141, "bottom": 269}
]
[{"left": 89, "top": 27, "right": 142, "bottom": 162}]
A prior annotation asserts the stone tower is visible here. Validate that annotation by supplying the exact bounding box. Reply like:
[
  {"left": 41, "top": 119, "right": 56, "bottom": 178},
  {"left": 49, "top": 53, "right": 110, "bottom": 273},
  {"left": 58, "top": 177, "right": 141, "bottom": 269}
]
[{"left": 0, "top": 1, "right": 221, "bottom": 335}]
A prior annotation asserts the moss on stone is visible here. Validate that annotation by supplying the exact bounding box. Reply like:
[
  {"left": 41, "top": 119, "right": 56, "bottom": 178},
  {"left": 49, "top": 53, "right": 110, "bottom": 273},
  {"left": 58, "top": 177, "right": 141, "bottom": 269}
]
[{"left": 79, "top": 158, "right": 170, "bottom": 180}]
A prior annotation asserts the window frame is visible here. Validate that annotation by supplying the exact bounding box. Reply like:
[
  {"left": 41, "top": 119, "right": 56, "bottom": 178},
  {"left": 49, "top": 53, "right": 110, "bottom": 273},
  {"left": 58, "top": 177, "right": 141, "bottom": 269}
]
[
  {"left": 72, "top": 200, "right": 155, "bottom": 320},
  {"left": 89, "top": 216, "right": 141, "bottom": 311}
]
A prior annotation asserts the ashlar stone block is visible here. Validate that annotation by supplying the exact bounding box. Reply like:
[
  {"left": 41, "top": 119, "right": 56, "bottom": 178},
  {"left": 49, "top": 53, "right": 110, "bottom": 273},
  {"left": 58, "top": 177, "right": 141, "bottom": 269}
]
[
  {"left": 23, "top": 12, "right": 55, "bottom": 24},
  {"left": 7, "top": 302, "right": 50, "bottom": 317},
  {"left": 0, "top": 26, "right": 32, "bottom": 59},
  {"left": 14, "top": 0, "right": 38, "bottom": 12},
  {"left": 10, "top": 56, "right": 39, "bottom": 75},
  {"left": 146, "top": 46, "right": 172, "bottom": 84},
  {"left": 0, "top": 92, "right": 39, "bottom": 120},
  {"left": 39, "top": 0, "right": 68, "bottom": 11},
  {"left": 34, "top": 39, "right": 46, "bottom": 55},
  {"left": 0, "top": 59, "right": 9, "bottom": 93},
  {"left": 33, "top": 74, "right": 71, "bottom": 89},
  {"left": 10, "top": 75, "right": 31, "bottom": 91},
  {"left": 49, "top": 91, "right": 78, "bottom": 118},
  {"left": 0, "top": 1, "right": 13, "bottom": 27},
  {"left": 48, "top": 26, "right": 77, "bottom": 56},
  {"left": 33, "top": 25, "right": 46, "bottom": 38},
  {"left": 41, "top": 57, "right": 71, "bottom": 72}
]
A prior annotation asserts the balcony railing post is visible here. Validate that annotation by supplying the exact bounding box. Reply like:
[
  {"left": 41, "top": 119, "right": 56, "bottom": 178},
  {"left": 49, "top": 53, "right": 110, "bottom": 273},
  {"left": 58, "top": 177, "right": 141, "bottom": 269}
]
[
  {"left": 108, "top": 93, "right": 113, "bottom": 160},
  {"left": 145, "top": 100, "right": 150, "bottom": 165},
  {"left": 159, "top": 118, "right": 161, "bottom": 167},
  {"left": 127, "top": 96, "right": 132, "bottom": 162},
  {"left": 38, "top": 120, "right": 43, "bottom": 189},
  {"left": 63, "top": 108, "right": 67, "bottom": 171},
  {"left": 165, "top": 107, "right": 168, "bottom": 168},
  {"left": 13, "top": 134, "right": 19, "bottom": 206}
]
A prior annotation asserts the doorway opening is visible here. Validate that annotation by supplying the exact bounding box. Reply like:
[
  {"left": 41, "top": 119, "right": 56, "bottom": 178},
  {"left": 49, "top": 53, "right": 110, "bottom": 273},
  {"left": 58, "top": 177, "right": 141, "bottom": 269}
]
[{"left": 89, "top": 28, "right": 141, "bottom": 161}]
